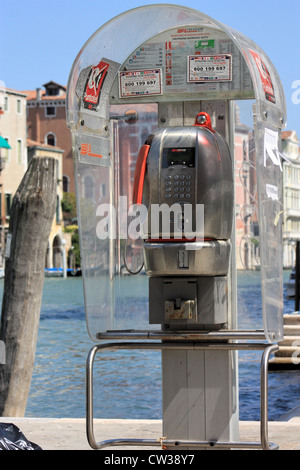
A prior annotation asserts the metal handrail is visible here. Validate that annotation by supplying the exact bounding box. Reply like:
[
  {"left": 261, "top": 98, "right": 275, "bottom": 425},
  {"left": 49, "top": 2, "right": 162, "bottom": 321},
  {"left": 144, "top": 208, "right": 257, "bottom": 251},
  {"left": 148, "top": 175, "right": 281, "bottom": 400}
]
[
  {"left": 86, "top": 330, "right": 279, "bottom": 450},
  {"left": 96, "top": 328, "right": 267, "bottom": 341}
]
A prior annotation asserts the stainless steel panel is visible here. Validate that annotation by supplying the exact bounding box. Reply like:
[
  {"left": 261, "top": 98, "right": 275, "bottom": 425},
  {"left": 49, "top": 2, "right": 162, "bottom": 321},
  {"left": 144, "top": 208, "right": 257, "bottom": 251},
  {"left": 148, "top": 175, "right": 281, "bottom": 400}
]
[{"left": 144, "top": 240, "right": 231, "bottom": 277}]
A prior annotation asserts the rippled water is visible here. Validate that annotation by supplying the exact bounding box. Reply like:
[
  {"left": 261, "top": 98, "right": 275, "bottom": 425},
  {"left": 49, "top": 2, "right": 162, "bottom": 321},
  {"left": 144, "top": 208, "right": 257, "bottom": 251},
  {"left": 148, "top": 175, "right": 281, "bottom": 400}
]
[{"left": 2, "top": 270, "right": 300, "bottom": 421}]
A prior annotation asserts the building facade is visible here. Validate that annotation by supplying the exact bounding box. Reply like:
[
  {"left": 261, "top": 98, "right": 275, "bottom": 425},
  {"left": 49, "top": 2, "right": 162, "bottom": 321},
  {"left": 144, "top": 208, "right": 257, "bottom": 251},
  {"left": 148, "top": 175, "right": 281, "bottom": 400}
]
[
  {"left": 27, "top": 140, "right": 68, "bottom": 271},
  {"left": 0, "top": 83, "right": 70, "bottom": 272},
  {"left": 282, "top": 130, "right": 300, "bottom": 268},
  {"left": 0, "top": 86, "right": 28, "bottom": 265},
  {"left": 24, "top": 81, "right": 74, "bottom": 194}
]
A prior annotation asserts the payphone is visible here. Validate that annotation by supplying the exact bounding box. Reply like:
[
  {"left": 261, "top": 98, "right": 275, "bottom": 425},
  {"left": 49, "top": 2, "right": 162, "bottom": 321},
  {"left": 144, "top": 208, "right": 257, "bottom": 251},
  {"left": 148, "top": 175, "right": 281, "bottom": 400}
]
[
  {"left": 66, "top": 4, "right": 286, "bottom": 450},
  {"left": 133, "top": 112, "right": 234, "bottom": 328}
]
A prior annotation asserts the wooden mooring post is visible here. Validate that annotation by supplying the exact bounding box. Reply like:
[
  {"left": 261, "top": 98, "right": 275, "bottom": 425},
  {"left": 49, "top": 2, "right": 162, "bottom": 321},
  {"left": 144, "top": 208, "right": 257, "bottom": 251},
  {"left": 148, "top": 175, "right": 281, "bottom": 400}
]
[{"left": 0, "top": 157, "right": 57, "bottom": 416}]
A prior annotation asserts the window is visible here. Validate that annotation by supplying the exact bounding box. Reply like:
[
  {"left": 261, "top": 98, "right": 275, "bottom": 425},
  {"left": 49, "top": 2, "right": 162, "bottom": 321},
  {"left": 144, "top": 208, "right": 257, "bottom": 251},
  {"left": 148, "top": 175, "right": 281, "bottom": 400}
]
[
  {"left": 56, "top": 196, "right": 60, "bottom": 222},
  {"left": 17, "top": 139, "right": 22, "bottom": 164},
  {"left": 5, "top": 194, "right": 12, "bottom": 218},
  {"left": 46, "top": 133, "right": 56, "bottom": 146},
  {"left": 4, "top": 96, "right": 8, "bottom": 112},
  {"left": 47, "top": 87, "right": 59, "bottom": 96},
  {"left": 46, "top": 106, "right": 56, "bottom": 117},
  {"left": 2, "top": 138, "right": 10, "bottom": 162},
  {"left": 16, "top": 99, "right": 21, "bottom": 114},
  {"left": 63, "top": 175, "right": 69, "bottom": 193}
]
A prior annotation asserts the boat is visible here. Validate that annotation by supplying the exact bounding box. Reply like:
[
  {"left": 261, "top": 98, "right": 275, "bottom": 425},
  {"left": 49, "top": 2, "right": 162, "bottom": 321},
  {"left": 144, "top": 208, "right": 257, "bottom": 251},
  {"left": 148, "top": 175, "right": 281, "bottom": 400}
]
[
  {"left": 45, "top": 268, "right": 64, "bottom": 277},
  {"left": 45, "top": 268, "right": 82, "bottom": 277},
  {"left": 67, "top": 267, "right": 82, "bottom": 277}
]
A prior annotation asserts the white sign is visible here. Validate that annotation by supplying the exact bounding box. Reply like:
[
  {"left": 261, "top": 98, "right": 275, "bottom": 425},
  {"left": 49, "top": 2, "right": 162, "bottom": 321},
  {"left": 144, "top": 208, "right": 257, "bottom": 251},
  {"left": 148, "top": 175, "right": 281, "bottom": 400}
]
[
  {"left": 188, "top": 55, "right": 232, "bottom": 82},
  {"left": 119, "top": 69, "right": 162, "bottom": 98},
  {"left": 266, "top": 184, "right": 279, "bottom": 201},
  {"left": 264, "top": 128, "right": 282, "bottom": 170}
]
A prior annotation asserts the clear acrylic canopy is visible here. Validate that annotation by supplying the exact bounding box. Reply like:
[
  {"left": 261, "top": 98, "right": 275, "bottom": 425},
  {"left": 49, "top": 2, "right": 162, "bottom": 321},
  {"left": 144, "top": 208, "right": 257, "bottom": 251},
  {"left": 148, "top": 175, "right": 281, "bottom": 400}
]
[{"left": 66, "top": 4, "right": 286, "bottom": 343}]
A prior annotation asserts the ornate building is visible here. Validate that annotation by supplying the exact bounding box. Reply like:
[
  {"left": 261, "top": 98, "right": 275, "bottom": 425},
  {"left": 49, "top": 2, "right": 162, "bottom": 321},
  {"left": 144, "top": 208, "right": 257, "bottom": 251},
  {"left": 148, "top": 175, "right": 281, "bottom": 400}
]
[{"left": 282, "top": 130, "right": 300, "bottom": 268}]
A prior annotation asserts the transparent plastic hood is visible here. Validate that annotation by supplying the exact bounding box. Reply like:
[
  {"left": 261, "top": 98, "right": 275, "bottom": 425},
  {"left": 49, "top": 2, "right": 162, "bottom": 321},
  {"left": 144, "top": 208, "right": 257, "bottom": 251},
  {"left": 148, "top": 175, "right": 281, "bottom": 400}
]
[{"left": 67, "top": 4, "right": 286, "bottom": 343}]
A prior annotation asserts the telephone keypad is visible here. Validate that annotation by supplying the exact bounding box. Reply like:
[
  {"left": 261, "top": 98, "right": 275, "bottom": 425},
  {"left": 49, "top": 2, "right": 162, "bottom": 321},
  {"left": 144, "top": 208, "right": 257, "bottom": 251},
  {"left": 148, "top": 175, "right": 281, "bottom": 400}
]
[{"left": 163, "top": 170, "right": 194, "bottom": 202}]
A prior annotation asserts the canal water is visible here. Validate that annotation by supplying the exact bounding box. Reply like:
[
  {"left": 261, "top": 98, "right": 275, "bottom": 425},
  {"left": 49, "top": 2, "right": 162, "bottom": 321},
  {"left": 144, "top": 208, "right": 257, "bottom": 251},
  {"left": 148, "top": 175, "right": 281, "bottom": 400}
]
[{"left": 1, "top": 270, "right": 300, "bottom": 421}]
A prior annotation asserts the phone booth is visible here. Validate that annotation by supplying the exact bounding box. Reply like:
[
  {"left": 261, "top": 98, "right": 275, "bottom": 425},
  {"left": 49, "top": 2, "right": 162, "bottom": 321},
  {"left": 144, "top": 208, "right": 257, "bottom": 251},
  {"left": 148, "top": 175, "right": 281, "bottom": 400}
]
[{"left": 66, "top": 5, "right": 286, "bottom": 450}]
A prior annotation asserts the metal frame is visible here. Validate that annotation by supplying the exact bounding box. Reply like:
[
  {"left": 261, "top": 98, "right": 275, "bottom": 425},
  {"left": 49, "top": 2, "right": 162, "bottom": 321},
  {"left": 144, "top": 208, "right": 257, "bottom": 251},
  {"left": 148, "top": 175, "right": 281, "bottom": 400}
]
[{"left": 86, "top": 330, "right": 279, "bottom": 450}]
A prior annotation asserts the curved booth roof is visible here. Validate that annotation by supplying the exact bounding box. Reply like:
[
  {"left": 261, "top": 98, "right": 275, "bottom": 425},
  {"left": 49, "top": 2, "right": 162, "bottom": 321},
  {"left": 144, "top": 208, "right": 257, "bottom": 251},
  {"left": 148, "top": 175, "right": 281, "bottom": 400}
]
[{"left": 67, "top": 4, "right": 286, "bottom": 128}]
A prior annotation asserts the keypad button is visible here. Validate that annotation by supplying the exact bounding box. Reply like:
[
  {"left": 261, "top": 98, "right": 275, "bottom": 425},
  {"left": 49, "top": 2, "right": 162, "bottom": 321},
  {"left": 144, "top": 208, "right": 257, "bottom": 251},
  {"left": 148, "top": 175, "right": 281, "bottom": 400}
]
[
  {"left": 174, "top": 175, "right": 179, "bottom": 180},
  {"left": 165, "top": 194, "right": 172, "bottom": 198}
]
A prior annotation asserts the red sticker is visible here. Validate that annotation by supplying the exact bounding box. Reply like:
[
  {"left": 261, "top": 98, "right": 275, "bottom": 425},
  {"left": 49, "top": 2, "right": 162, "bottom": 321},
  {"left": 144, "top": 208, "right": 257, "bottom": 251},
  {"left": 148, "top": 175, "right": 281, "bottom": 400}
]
[
  {"left": 83, "top": 60, "right": 109, "bottom": 110},
  {"left": 80, "top": 143, "right": 102, "bottom": 158},
  {"left": 249, "top": 50, "right": 276, "bottom": 104}
]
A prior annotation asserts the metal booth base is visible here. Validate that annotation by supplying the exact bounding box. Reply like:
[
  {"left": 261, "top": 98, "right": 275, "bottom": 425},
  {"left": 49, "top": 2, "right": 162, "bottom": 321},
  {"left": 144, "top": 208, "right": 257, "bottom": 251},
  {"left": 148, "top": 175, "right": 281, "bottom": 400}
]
[{"left": 86, "top": 330, "right": 279, "bottom": 450}]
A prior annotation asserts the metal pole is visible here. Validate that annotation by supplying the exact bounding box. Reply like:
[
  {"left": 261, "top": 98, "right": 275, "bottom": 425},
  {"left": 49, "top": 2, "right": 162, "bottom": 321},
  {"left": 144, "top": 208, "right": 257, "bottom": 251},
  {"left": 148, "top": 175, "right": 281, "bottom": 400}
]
[
  {"left": 86, "top": 345, "right": 98, "bottom": 450},
  {"left": 260, "top": 344, "right": 279, "bottom": 450}
]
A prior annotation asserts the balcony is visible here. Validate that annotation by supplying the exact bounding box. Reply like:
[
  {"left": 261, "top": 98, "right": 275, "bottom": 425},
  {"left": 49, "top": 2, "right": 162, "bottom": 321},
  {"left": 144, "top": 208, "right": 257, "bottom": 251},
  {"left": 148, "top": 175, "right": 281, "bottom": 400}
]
[{"left": 285, "top": 208, "right": 300, "bottom": 218}]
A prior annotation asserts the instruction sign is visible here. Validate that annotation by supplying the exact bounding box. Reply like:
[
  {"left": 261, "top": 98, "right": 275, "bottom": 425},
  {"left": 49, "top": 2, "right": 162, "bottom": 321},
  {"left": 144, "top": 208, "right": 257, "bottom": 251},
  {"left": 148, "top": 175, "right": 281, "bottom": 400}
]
[
  {"left": 119, "top": 69, "right": 162, "bottom": 98},
  {"left": 188, "top": 55, "right": 232, "bottom": 82},
  {"left": 112, "top": 26, "right": 254, "bottom": 103}
]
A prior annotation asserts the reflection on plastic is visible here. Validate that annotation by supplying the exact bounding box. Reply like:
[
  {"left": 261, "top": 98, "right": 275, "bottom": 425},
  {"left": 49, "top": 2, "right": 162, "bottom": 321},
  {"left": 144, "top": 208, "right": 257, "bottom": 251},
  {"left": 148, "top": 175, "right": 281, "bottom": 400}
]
[
  {"left": 238, "top": 150, "right": 260, "bottom": 272},
  {"left": 0, "top": 341, "right": 5, "bottom": 364}
]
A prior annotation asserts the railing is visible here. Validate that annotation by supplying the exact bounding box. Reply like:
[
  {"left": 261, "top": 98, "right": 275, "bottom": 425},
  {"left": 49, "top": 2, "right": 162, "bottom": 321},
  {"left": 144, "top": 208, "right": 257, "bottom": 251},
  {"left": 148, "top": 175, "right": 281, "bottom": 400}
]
[{"left": 86, "top": 330, "right": 279, "bottom": 450}]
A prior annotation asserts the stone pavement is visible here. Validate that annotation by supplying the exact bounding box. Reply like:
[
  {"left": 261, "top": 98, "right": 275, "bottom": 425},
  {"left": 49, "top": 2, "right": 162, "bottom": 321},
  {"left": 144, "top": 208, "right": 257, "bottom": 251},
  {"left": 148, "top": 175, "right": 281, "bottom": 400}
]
[{"left": 1, "top": 409, "right": 300, "bottom": 450}]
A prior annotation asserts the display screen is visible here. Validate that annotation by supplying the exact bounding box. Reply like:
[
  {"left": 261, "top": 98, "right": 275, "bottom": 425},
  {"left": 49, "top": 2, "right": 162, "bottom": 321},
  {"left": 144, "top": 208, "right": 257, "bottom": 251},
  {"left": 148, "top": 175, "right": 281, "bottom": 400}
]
[{"left": 163, "top": 147, "right": 195, "bottom": 167}]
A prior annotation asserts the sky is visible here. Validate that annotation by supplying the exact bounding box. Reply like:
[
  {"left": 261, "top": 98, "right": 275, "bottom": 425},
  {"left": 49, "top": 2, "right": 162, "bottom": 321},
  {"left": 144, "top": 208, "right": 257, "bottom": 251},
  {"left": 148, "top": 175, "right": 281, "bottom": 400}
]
[{"left": 0, "top": 0, "right": 299, "bottom": 136}]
